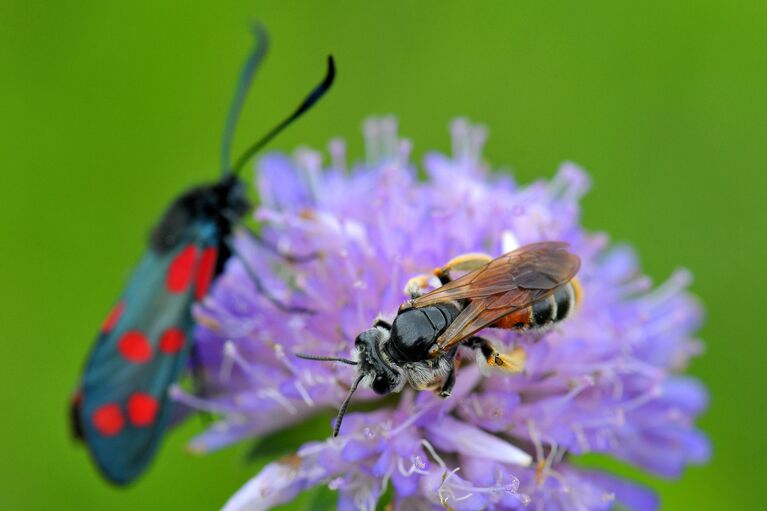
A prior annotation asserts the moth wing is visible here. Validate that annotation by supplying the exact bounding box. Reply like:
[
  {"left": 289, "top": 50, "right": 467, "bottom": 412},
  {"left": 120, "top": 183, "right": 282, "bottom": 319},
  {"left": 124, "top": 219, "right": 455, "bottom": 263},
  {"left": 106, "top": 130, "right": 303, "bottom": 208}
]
[{"left": 74, "top": 221, "right": 220, "bottom": 484}]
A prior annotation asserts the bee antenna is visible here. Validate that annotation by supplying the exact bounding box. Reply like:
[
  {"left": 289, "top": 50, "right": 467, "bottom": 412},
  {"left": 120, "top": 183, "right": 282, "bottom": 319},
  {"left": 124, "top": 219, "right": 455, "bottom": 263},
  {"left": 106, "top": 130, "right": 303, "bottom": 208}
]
[
  {"left": 231, "top": 54, "right": 336, "bottom": 175},
  {"left": 294, "top": 353, "right": 358, "bottom": 366},
  {"left": 333, "top": 373, "right": 364, "bottom": 437}
]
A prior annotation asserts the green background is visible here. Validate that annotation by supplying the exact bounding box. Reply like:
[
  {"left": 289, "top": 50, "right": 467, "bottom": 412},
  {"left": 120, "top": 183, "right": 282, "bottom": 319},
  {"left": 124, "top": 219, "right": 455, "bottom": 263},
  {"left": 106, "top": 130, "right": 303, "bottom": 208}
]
[{"left": 1, "top": 1, "right": 763, "bottom": 509}]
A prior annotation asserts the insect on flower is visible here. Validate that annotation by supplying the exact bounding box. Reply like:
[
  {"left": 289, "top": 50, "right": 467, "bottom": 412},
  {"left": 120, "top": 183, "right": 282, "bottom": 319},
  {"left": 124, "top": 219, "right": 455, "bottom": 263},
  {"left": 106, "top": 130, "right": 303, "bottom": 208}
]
[
  {"left": 69, "top": 27, "right": 335, "bottom": 485},
  {"left": 298, "top": 241, "right": 581, "bottom": 436},
  {"left": 185, "top": 119, "right": 708, "bottom": 510}
]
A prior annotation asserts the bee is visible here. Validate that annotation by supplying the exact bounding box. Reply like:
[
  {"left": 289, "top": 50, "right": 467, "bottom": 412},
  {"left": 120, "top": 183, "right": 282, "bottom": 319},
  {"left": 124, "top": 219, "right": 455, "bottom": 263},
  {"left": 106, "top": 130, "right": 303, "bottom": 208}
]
[{"left": 297, "top": 241, "right": 581, "bottom": 436}]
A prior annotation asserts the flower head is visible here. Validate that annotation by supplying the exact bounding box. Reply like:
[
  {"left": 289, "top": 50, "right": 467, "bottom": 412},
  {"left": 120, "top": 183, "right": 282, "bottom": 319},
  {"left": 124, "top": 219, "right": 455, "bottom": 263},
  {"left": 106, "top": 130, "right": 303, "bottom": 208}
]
[{"left": 177, "top": 117, "right": 709, "bottom": 510}]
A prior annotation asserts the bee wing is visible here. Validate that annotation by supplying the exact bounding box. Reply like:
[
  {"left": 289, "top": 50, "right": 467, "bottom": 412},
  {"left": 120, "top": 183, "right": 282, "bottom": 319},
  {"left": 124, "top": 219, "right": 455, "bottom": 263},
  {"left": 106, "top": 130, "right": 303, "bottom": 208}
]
[
  {"left": 72, "top": 220, "right": 221, "bottom": 485},
  {"left": 409, "top": 242, "right": 580, "bottom": 351}
]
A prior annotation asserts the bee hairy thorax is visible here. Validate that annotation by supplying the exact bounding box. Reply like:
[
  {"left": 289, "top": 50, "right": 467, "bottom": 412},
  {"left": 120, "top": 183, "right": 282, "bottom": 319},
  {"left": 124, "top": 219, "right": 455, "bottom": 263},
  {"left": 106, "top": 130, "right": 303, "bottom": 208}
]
[{"left": 492, "top": 279, "right": 581, "bottom": 331}]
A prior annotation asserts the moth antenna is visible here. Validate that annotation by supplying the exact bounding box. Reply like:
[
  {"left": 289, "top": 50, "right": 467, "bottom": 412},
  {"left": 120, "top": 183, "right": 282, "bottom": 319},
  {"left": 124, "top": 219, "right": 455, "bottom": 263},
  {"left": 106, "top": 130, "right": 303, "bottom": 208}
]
[
  {"left": 294, "top": 353, "right": 358, "bottom": 366},
  {"left": 333, "top": 373, "right": 364, "bottom": 437},
  {"left": 232, "top": 55, "right": 336, "bottom": 174},
  {"left": 220, "top": 23, "right": 269, "bottom": 175}
]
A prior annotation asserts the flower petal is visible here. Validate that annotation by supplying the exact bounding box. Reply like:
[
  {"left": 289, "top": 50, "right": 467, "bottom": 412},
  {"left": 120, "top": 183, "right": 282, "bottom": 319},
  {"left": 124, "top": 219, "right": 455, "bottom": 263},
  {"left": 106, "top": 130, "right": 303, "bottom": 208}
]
[
  {"left": 221, "top": 456, "right": 307, "bottom": 511},
  {"left": 425, "top": 416, "right": 532, "bottom": 467},
  {"left": 256, "top": 153, "right": 314, "bottom": 210}
]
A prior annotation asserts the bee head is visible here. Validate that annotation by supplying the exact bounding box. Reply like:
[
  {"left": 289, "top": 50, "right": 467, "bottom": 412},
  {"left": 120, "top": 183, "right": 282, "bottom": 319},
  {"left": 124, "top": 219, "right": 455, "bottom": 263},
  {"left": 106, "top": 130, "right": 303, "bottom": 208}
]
[
  {"left": 294, "top": 325, "right": 402, "bottom": 438},
  {"left": 355, "top": 328, "right": 402, "bottom": 395}
]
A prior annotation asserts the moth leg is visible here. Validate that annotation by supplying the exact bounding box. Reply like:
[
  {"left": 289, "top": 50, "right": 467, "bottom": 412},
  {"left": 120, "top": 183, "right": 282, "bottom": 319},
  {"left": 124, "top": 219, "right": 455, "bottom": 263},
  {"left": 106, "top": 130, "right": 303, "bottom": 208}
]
[
  {"left": 439, "top": 348, "right": 459, "bottom": 397},
  {"left": 239, "top": 223, "right": 319, "bottom": 264},
  {"left": 434, "top": 252, "right": 494, "bottom": 285},
  {"left": 468, "top": 336, "right": 526, "bottom": 374},
  {"left": 227, "top": 241, "right": 315, "bottom": 315}
]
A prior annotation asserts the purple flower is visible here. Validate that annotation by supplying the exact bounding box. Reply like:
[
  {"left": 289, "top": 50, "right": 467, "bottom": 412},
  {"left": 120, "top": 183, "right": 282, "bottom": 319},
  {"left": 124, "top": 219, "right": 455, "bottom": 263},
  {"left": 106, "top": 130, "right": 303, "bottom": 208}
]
[{"left": 175, "top": 117, "right": 709, "bottom": 510}]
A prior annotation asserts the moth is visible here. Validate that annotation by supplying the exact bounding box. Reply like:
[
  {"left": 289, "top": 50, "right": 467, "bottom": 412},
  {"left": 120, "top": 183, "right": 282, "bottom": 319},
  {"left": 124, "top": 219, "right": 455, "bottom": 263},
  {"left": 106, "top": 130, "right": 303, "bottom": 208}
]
[{"left": 71, "top": 27, "right": 335, "bottom": 484}]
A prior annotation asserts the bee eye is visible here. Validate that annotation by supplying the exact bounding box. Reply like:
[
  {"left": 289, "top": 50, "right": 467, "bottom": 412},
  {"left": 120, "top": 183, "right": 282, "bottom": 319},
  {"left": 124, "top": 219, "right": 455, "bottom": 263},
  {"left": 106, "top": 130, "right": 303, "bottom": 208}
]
[{"left": 371, "top": 374, "right": 391, "bottom": 395}]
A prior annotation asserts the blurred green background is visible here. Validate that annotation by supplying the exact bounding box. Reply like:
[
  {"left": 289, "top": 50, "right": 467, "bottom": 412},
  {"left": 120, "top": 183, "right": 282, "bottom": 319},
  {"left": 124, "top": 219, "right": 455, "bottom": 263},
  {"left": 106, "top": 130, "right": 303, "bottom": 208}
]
[{"left": 1, "top": 1, "right": 764, "bottom": 509}]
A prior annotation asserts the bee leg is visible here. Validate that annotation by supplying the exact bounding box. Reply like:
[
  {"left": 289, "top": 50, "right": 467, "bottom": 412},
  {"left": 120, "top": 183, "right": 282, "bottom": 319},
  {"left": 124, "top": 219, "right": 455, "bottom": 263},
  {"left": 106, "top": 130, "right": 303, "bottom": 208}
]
[
  {"left": 373, "top": 318, "right": 392, "bottom": 330},
  {"left": 403, "top": 253, "right": 495, "bottom": 299},
  {"left": 439, "top": 349, "right": 459, "bottom": 397},
  {"left": 468, "top": 336, "right": 526, "bottom": 374},
  {"left": 240, "top": 224, "right": 320, "bottom": 264},
  {"left": 439, "top": 369, "right": 456, "bottom": 397},
  {"left": 227, "top": 241, "right": 315, "bottom": 315},
  {"left": 434, "top": 252, "right": 494, "bottom": 285},
  {"left": 403, "top": 274, "right": 433, "bottom": 299}
]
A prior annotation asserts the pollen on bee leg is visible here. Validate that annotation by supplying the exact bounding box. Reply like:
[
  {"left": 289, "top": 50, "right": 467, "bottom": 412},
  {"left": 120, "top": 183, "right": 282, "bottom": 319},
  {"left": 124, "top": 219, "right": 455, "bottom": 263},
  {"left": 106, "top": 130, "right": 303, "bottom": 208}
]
[
  {"left": 487, "top": 345, "right": 526, "bottom": 373},
  {"left": 436, "top": 252, "right": 493, "bottom": 280},
  {"left": 404, "top": 274, "right": 431, "bottom": 298}
]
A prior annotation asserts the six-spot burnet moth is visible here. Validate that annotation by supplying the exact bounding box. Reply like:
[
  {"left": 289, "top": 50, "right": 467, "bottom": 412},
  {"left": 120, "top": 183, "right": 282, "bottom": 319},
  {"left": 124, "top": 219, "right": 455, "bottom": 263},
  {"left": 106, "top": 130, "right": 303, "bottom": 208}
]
[{"left": 70, "top": 26, "right": 335, "bottom": 485}]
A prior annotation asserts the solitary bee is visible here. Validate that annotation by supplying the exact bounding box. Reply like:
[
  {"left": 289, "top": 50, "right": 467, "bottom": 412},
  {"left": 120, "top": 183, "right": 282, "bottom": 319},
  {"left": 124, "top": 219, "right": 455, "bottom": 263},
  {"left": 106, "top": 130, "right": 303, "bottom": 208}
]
[{"left": 297, "top": 241, "right": 581, "bottom": 436}]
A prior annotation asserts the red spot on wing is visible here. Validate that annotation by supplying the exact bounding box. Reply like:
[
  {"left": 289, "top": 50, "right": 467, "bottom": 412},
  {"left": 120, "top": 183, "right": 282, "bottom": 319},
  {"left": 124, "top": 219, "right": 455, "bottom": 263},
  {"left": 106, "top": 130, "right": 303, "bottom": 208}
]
[
  {"left": 117, "top": 331, "right": 153, "bottom": 363},
  {"left": 195, "top": 247, "right": 218, "bottom": 300},
  {"left": 101, "top": 301, "right": 124, "bottom": 333},
  {"left": 92, "top": 403, "right": 124, "bottom": 436},
  {"left": 127, "top": 393, "right": 159, "bottom": 427},
  {"left": 159, "top": 328, "right": 185, "bottom": 354},
  {"left": 167, "top": 244, "right": 198, "bottom": 293}
]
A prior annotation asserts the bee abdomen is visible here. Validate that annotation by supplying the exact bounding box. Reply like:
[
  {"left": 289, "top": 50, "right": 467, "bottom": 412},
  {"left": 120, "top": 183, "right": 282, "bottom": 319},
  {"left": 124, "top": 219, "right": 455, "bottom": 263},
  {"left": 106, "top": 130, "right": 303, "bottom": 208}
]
[{"left": 492, "top": 279, "right": 581, "bottom": 331}]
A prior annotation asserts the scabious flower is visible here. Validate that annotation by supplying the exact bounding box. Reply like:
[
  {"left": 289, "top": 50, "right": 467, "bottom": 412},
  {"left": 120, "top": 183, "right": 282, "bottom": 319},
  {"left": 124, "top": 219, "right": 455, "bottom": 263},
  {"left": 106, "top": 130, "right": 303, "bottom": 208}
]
[{"left": 175, "top": 117, "right": 709, "bottom": 510}]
